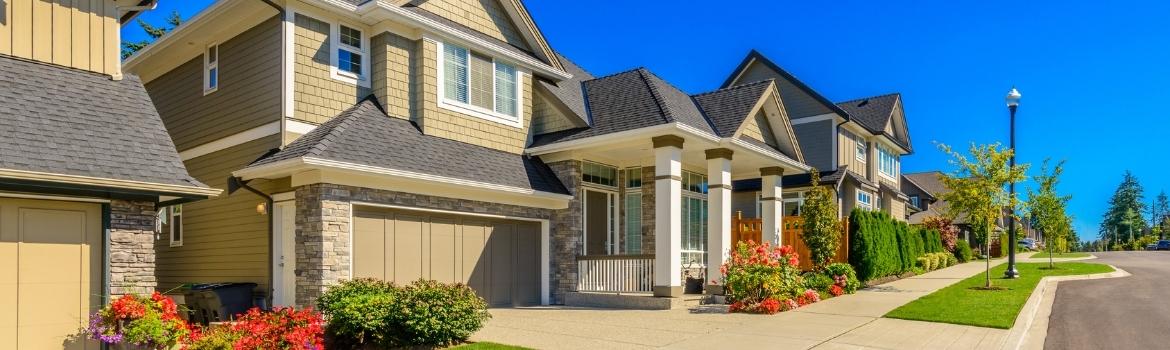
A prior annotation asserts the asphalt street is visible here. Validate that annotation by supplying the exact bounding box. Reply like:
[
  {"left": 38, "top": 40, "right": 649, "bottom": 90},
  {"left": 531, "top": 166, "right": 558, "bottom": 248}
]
[{"left": 1045, "top": 251, "right": 1170, "bottom": 350}]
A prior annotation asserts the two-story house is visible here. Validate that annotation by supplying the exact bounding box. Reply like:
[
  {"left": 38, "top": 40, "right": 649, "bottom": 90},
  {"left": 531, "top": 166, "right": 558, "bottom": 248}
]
[
  {"left": 0, "top": 1, "right": 218, "bottom": 348},
  {"left": 127, "top": 0, "right": 820, "bottom": 309},
  {"left": 722, "top": 50, "right": 915, "bottom": 222}
]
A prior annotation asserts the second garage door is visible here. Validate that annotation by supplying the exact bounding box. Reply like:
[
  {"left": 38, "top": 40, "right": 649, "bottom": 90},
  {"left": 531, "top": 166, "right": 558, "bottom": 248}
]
[{"left": 353, "top": 208, "right": 541, "bottom": 307}]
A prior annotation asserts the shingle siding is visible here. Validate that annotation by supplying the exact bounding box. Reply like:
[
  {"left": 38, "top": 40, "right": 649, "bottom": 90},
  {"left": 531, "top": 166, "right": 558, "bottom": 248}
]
[
  {"left": 370, "top": 31, "right": 418, "bottom": 122},
  {"left": 146, "top": 16, "right": 282, "bottom": 152},
  {"left": 293, "top": 14, "right": 370, "bottom": 125},
  {"left": 793, "top": 120, "right": 834, "bottom": 172},
  {"left": 408, "top": 0, "right": 530, "bottom": 50}
]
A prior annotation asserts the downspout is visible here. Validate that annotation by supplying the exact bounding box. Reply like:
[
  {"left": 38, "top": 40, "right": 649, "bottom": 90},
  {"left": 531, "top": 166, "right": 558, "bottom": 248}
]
[{"left": 229, "top": 176, "right": 274, "bottom": 308}]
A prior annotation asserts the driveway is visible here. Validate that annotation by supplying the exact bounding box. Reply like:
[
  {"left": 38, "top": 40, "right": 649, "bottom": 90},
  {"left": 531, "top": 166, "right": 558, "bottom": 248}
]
[
  {"left": 473, "top": 260, "right": 1009, "bottom": 349},
  {"left": 1045, "top": 251, "right": 1170, "bottom": 350}
]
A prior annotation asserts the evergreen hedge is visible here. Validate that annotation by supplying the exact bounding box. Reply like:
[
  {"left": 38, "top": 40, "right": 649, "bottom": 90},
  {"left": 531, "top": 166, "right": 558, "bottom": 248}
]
[{"left": 848, "top": 209, "right": 948, "bottom": 282}]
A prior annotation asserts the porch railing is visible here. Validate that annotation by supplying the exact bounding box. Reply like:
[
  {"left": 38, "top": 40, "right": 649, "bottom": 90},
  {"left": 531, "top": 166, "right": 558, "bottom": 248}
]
[{"left": 576, "top": 254, "right": 655, "bottom": 293}]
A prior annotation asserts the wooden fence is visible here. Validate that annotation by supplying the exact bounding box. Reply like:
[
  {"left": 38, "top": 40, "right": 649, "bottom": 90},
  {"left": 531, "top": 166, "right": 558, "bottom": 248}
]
[{"left": 732, "top": 212, "right": 850, "bottom": 271}]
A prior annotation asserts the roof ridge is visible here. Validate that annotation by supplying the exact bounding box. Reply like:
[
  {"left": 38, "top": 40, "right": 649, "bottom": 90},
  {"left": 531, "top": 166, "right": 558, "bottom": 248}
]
[
  {"left": 582, "top": 66, "right": 644, "bottom": 84},
  {"left": 636, "top": 68, "right": 675, "bottom": 124},
  {"left": 836, "top": 92, "right": 902, "bottom": 105},
  {"left": 691, "top": 79, "right": 773, "bottom": 98}
]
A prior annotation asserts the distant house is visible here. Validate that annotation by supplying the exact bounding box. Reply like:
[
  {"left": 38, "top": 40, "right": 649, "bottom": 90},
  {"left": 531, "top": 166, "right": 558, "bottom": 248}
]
[{"left": 903, "top": 171, "right": 1040, "bottom": 248}]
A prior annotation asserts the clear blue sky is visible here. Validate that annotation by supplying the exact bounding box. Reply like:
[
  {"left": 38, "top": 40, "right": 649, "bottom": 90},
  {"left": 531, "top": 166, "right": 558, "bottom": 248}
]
[{"left": 125, "top": 1, "right": 1170, "bottom": 240}]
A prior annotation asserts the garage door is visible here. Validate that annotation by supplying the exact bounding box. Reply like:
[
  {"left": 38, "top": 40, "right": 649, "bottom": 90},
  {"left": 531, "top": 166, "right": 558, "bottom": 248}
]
[
  {"left": 0, "top": 197, "right": 102, "bottom": 350},
  {"left": 353, "top": 208, "right": 541, "bottom": 307}
]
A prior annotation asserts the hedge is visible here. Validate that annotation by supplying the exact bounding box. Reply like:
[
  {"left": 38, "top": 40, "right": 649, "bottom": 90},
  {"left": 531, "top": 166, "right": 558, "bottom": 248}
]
[{"left": 848, "top": 209, "right": 948, "bottom": 282}]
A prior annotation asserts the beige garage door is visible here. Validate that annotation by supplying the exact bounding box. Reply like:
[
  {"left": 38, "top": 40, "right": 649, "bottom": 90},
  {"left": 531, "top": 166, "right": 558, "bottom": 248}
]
[
  {"left": 354, "top": 208, "right": 541, "bottom": 307},
  {"left": 0, "top": 197, "right": 102, "bottom": 350}
]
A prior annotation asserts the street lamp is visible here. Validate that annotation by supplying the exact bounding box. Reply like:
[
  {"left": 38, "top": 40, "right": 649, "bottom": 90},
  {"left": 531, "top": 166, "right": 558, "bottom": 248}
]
[{"left": 1004, "top": 87, "right": 1021, "bottom": 279}]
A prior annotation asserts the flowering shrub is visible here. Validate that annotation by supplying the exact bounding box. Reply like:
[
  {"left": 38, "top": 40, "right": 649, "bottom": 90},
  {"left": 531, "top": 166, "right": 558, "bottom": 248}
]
[
  {"left": 829, "top": 285, "right": 845, "bottom": 297},
  {"left": 721, "top": 240, "right": 804, "bottom": 314},
  {"left": 795, "top": 289, "right": 821, "bottom": 306},
  {"left": 824, "top": 263, "right": 861, "bottom": 294},
  {"left": 318, "top": 278, "right": 491, "bottom": 348},
  {"left": 84, "top": 292, "right": 189, "bottom": 349},
  {"left": 232, "top": 307, "right": 324, "bottom": 349}
]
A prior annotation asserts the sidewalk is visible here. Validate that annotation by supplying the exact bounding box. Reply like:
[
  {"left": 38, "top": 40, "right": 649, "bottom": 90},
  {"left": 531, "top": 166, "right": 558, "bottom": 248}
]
[{"left": 472, "top": 259, "right": 1009, "bottom": 349}]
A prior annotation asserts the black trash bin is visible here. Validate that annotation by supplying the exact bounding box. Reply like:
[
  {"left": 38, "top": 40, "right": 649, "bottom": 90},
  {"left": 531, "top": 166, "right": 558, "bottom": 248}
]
[{"left": 184, "top": 283, "right": 258, "bottom": 324}]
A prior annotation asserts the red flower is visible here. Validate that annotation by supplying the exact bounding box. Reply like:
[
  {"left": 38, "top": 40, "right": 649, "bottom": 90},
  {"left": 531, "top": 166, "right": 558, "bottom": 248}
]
[
  {"left": 829, "top": 285, "right": 844, "bottom": 297},
  {"left": 759, "top": 298, "right": 781, "bottom": 314}
]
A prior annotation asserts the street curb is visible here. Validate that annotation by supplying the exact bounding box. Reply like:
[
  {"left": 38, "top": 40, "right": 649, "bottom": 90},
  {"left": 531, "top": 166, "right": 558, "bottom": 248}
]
[{"left": 1000, "top": 264, "right": 1130, "bottom": 350}]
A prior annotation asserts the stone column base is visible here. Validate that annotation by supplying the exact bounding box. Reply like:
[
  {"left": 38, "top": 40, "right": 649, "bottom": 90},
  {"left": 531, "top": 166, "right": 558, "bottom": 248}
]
[{"left": 653, "top": 285, "right": 683, "bottom": 297}]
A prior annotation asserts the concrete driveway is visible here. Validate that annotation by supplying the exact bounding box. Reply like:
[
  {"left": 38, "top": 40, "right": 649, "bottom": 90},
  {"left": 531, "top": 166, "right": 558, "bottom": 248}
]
[
  {"left": 1045, "top": 251, "right": 1170, "bottom": 350},
  {"left": 473, "top": 260, "right": 1009, "bottom": 349}
]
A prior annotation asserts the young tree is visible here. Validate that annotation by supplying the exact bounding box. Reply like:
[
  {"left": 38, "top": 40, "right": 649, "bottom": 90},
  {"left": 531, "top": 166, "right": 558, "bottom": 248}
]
[
  {"left": 800, "top": 169, "right": 841, "bottom": 269},
  {"left": 938, "top": 143, "right": 1028, "bottom": 288},
  {"left": 122, "top": 11, "right": 184, "bottom": 59},
  {"left": 1100, "top": 171, "right": 1147, "bottom": 247},
  {"left": 1026, "top": 159, "right": 1071, "bottom": 268}
]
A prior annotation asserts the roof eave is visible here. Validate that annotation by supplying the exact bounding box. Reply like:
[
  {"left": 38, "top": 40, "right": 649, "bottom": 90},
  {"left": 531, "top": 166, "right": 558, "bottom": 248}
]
[{"left": 0, "top": 168, "right": 221, "bottom": 198}]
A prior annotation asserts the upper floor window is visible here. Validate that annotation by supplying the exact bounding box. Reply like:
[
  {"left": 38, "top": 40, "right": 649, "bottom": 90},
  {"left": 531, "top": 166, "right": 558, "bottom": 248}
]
[
  {"left": 204, "top": 44, "right": 218, "bottom": 95},
  {"left": 910, "top": 195, "right": 921, "bottom": 209},
  {"left": 337, "top": 25, "right": 363, "bottom": 76},
  {"left": 857, "top": 192, "right": 873, "bottom": 211},
  {"left": 878, "top": 145, "right": 899, "bottom": 178},
  {"left": 582, "top": 161, "right": 617, "bottom": 187},
  {"left": 438, "top": 41, "right": 522, "bottom": 127},
  {"left": 855, "top": 138, "right": 866, "bottom": 161}
]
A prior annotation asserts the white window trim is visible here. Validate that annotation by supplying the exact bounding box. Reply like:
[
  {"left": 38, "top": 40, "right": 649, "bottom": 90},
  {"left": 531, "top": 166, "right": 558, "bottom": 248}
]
[
  {"left": 857, "top": 192, "right": 873, "bottom": 211},
  {"left": 878, "top": 145, "right": 899, "bottom": 180},
  {"left": 203, "top": 43, "right": 219, "bottom": 95},
  {"left": 328, "top": 20, "right": 370, "bottom": 88},
  {"left": 855, "top": 138, "right": 867, "bottom": 162},
  {"left": 169, "top": 205, "right": 183, "bottom": 247},
  {"left": 434, "top": 40, "right": 525, "bottom": 128},
  {"left": 623, "top": 190, "right": 642, "bottom": 253}
]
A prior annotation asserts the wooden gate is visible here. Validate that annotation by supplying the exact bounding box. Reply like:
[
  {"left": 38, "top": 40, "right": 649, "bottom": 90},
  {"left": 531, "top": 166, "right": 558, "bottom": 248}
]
[{"left": 731, "top": 211, "right": 849, "bottom": 270}]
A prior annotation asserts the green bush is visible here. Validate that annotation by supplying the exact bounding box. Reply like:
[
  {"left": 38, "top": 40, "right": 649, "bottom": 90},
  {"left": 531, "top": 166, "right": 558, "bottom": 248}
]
[
  {"left": 318, "top": 278, "right": 491, "bottom": 348},
  {"left": 802, "top": 272, "right": 834, "bottom": 293},
  {"left": 850, "top": 209, "right": 902, "bottom": 281},
  {"left": 916, "top": 256, "right": 929, "bottom": 270},
  {"left": 947, "top": 254, "right": 959, "bottom": 266},
  {"left": 919, "top": 229, "right": 944, "bottom": 253},
  {"left": 824, "top": 263, "right": 862, "bottom": 293},
  {"left": 954, "top": 240, "right": 974, "bottom": 263}
]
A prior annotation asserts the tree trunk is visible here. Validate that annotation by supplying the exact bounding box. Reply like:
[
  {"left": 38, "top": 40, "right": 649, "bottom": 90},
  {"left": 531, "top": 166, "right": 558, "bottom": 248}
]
[
  {"left": 985, "top": 240, "right": 992, "bottom": 288},
  {"left": 1048, "top": 231, "right": 1055, "bottom": 269}
]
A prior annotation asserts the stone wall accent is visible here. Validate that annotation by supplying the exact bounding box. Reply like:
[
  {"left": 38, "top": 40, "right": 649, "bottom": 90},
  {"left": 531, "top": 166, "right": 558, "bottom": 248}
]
[
  {"left": 293, "top": 183, "right": 554, "bottom": 307},
  {"left": 547, "top": 160, "right": 582, "bottom": 304},
  {"left": 640, "top": 165, "right": 656, "bottom": 253},
  {"left": 110, "top": 200, "right": 158, "bottom": 297}
]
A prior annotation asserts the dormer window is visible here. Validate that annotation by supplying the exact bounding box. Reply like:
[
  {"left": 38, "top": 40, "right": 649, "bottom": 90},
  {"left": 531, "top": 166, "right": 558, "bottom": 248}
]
[
  {"left": 437, "top": 41, "right": 522, "bottom": 128},
  {"left": 910, "top": 195, "right": 921, "bottom": 209}
]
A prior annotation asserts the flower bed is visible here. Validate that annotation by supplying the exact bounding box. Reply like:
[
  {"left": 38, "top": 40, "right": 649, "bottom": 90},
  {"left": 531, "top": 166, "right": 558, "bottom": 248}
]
[
  {"left": 84, "top": 292, "right": 190, "bottom": 349},
  {"left": 721, "top": 241, "right": 859, "bottom": 314}
]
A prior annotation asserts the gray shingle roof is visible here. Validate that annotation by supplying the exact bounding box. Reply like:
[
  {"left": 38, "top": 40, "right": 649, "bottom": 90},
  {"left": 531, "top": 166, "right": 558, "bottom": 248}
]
[
  {"left": 400, "top": 6, "right": 545, "bottom": 65},
  {"left": 692, "top": 79, "right": 773, "bottom": 137},
  {"left": 247, "top": 98, "right": 569, "bottom": 195},
  {"left": 835, "top": 93, "right": 912, "bottom": 151},
  {"left": 531, "top": 68, "right": 716, "bottom": 147},
  {"left": 0, "top": 55, "right": 207, "bottom": 190},
  {"left": 535, "top": 52, "right": 592, "bottom": 122}
]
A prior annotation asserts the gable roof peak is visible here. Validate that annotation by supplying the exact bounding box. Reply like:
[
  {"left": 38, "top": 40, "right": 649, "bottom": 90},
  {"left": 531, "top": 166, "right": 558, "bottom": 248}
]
[
  {"left": 837, "top": 92, "right": 902, "bottom": 106},
  {"left": 692, "top": 78, "right": 774, "bottom": 98}
]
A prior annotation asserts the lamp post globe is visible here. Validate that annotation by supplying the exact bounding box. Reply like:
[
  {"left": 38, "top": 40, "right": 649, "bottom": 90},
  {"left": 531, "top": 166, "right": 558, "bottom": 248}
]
[{"left": 1004, "top": 87, "right": 1021, "bottom": 279}]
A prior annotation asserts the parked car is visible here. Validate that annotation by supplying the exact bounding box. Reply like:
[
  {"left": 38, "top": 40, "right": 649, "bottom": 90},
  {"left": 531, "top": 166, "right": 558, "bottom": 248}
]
[
  {"left": 1146, "top": 243, "right": 1158, "bottom": 251},
  {"left": 1157, "top": 240, "right": 1170, "bottom": 250},
  {"left": 1019, "top": 238, "right": 1038, "bottom": 250}
]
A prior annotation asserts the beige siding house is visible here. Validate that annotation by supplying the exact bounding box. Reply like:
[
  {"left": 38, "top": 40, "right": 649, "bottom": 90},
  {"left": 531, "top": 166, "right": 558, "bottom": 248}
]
[
  {"left": 127, "top": 0, "right": 814, "bottom": 309},
  {"left": 0, "top": 1, "right": 217, "bottom": 348},
  {"left": 722, "top": 50, "right": 916, "bottom": 222}
]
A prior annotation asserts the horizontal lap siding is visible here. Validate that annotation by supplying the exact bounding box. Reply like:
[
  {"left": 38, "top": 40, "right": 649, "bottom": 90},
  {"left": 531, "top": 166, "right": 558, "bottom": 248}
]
[
  {"left": 736, "top": 62, "right": 833, "bottom": 119},
  {"left": 154, "top": 135, "right": 290, "bottom": 292},
  {"left": 145, "top": 16, "right": 283, "bottom": 151},
  {"left": 793, "top": 120, "right": 833, "bottom": 172}
]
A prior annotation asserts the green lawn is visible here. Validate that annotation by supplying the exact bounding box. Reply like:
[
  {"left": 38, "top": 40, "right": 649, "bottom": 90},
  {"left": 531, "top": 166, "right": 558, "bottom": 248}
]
[
  {"left": 884, "top": 262, "right": 1113, "bottom": 329},
  {"left": 1031, "top": 251, "right": 1091, "bottom": 259},
  {"left": 450, "top": 342, "right": 532, "bottom": 350}
]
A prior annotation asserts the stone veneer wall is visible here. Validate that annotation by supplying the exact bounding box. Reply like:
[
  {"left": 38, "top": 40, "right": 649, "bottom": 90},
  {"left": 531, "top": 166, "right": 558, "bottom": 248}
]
[
  {"left": 546, "top": 160, "right": 582, "bottom": 304},
  {"left": 110, "top": 200, "right": 158, "bottom": 297},
  {"left": 640, "top": 166, "right": 656, "bottom": 253},
  {"left": 293, "top": 183, "right": 555, "bottom": 307}
]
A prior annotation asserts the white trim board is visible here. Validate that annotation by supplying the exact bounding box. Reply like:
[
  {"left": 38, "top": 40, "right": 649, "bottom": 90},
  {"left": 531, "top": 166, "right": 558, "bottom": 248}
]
[
  {"left": 179, "top": 121, "right": 281, "bottom": 161},
  {"left": 350, "top": 201, "right": 553, "bottom": 305},
  {"left": 286, "top": 119, "right": 318, "bottom": 135},
  {"left": 0, "top": 192, "right": 111, "bottom": 203}
]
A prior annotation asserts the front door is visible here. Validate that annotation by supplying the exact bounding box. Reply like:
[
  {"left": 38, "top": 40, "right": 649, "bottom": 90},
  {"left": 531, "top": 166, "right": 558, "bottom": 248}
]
[{"left": 584, "top": 189, "right": 616, "bottom": 255}]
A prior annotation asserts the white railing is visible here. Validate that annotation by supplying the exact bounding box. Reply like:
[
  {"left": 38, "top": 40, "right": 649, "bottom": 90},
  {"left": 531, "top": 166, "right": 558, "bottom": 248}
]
[{"left": 576, "top": 254, "right": 655, "bottom": 293}]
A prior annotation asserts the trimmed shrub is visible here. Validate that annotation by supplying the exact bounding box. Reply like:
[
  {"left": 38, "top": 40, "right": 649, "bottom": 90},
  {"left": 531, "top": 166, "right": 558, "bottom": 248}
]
[
  {"left": 954, "top": 239, "right": 974, "bottom": 263},
  {"left": 915, "top": 256, "right": 929, "bottom": 270},
  {"left": 947, "top": 254, "right": 959, "bottom": 266},
  {"left": 920, "top": 229, "right": 944, "bottom": 253},
  {"left": 318, "top": 278, "right": 490, "bottom": 348},
  {"left": 824, "top": 263, "right": 862, "bottom": 294},
  {"left": 802, "top": 272, "right": 834, "bottom": 294},
  {"left": 850, "top": 209, "right": 902, "bottom": 281}
]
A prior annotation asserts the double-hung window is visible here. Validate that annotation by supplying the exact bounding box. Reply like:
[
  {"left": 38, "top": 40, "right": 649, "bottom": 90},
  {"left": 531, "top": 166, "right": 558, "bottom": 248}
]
[
  {"left": 878, "top": 146, "right": 899, "bottom": 178},
  {"left": 681, "top": 170, "right": 708, "bottom": 267},
  {"left": 337, "top": 25, "right": 363, "bottom": 76},
  {"left": 204, "top": 44, "right": 218, "bottom": 94},
  {"left": 855, "top": 138, "right": 866, "bottom": 161},
  {"left": 439, "top": 42, "right": 521, "bottom": 127},
  {"left": 857, "top": 192, "right": 873, "bottom": 211}
]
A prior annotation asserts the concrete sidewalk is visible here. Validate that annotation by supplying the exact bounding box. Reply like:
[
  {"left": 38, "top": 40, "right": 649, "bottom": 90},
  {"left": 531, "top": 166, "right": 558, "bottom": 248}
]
[{"left": 472, "top": 259, "right": 1008, "bottom": 349}]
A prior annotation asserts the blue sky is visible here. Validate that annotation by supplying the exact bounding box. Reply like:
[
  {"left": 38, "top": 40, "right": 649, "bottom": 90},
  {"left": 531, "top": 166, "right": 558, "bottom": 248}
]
[{"left": 125, "top": 1, "right": 1170, "bottom": 239}]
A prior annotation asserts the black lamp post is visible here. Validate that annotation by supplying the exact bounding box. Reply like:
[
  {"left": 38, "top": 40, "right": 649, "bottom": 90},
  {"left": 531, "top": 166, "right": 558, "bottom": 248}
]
[{"left": 1004, "top": 87, "right": 1021, "bottom": 279}]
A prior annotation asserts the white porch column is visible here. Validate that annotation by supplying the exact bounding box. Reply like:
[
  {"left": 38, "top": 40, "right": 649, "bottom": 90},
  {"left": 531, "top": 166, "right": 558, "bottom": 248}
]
[
  {"left": 705, "top": 149, "right": 733, "bottom": 284},
  {"left": 653, "top": 135, "right": 684, "bottom": 297},
  {"left": 760, "top": 167, "right": 785, "bottom": 246}
]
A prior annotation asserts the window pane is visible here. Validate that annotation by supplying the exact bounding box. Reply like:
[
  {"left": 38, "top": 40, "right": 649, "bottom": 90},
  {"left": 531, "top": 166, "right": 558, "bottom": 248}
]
[
  {"left": 469, "top": 52, "right": 494, "bottom": 110},
  {"left": 625, "top": 168, "right": 642, "bottom": 188},
  {"left": 338, "top": 49, "right": 361, "bottom": 75},
  {"left": 208, "top": 67, "right": 218, "bottom": 88},
  {"left": 625, "top": 194, "right": 642, "bottom": 253},
  {"left": 207, "top": 46, "right": 216, "bottom": 63},
  {"left": 494, "top": 62, "right": 517, "bottom": 117},
  {"left": 443, "top": 44, "right": 469, "bottom": 102},
  {"left": 582, "top": 161, "right": 617, "bottom": 187},
  {"left": 339, "top": 25, "right": 361, "bottom": 48},
  {"left": 172, "top": 214, "right": 182, "bottom": 242}
]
